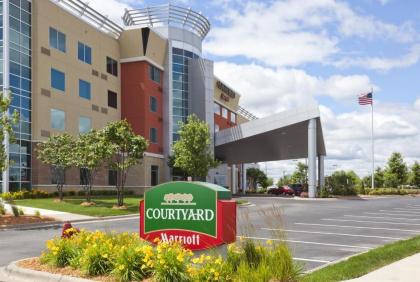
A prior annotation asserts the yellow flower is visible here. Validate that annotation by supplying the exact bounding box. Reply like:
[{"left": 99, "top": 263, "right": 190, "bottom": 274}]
[
  {"left": 153, "top": 237, "right": 160, "bottom": 243},
  {"left": 210, "top": 268, "right": 215, "bottom": 273},
  {"left": 118, "top": 265, "right": 125, "bottom": 270},
  {"left": 266, "top": 239, "right": 273, "bottom": 245},
  {"left": 192, "top": 258, "right": 200, "bottom": 264},
  {"left": 102, "top": 254, "right": 108, "bottom": 259},
  {"left": 206, "top": 255, "right": 212, "bottom": 261},
  {"left": 159, "top": 259, "right": 165, "bottom": 264},
  {"left": 239, "top": 236, "right": 245, "bottom": 242},
  {"left": 176, "top": 254, "right": 184, "bottom": 262},
  {"left": 215, "top": 257, "right": 222, "bottom": 265},
  {"left": 215, "top": 271, "right": 220, "bottom": 277}
]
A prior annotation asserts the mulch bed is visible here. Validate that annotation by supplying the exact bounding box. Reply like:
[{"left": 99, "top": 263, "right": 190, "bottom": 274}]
[{"left": 0, "top": 215, "right": 55, "bottom": 227}]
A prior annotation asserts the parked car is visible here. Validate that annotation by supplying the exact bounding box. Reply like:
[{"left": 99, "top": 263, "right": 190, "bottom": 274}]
[
  {"left": 289, "top": 184, "right": 304, "bottom": 196},
  {"left": 267, "top": 185, "right": 278, "bottom": 192},
  {"left": 267, "top": 185, "right": 294, "bottom": 196}
]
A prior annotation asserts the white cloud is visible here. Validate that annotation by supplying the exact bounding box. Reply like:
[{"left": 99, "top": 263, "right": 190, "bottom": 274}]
[
  {"left": 334, "top": 45, "right": 420, "bottom": 71},
  {"left": 415, "top": 98, "right": 420, "bottom": 110},
  {"left": 214, "top": 61, "right": 376, "bottom": 116},
  {"left": 204, "top": 0, "right": 417, "bottom": 68},
  {"left": 81, "top": 0, "right": 136, "bottom": 25}
]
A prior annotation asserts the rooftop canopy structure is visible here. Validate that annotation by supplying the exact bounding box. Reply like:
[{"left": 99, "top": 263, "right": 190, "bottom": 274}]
[
  {"left": 123, "top": 4, "right": 211, "bottom": 39},
  {"left": 215, "top": 106, "right": 326, "bottom": 198}
]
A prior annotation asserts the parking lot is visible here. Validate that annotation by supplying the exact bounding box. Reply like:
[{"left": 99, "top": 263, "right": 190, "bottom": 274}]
[{"left": 237, "top": 196, "right": 420, "bottom": 271}]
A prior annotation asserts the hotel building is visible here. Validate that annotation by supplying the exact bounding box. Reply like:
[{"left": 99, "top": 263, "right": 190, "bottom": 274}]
[{"left": 1, "top": 0, "right": 326, "bottom": 198}]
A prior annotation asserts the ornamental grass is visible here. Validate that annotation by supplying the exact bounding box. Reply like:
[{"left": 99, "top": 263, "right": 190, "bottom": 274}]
[{"left": 40, "top": 230, "right": 301, "bottom": 282}]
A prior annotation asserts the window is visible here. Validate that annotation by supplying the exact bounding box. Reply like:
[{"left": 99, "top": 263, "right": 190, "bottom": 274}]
[
  {"left": 79, "top": 116, "right": 91, "bottom": 134},
  {"left": 79, "top": 80, "right": 91, "bottom": 100},
  {"left": 149, "top": 64, "right": 161, "bottom": 83},
  {"left": 49, "top": 27, "right": 66, "bottom": 52},
  {"left": 106, "top": 57, "right": 118, "bottom": 76},
  {"left": 51, "top": 68, "right": 65, "bottom": 91},
  {"left": 51, "top": 109, "right": 65, "bottom": 131},
  {"left": 230, "top": 112, "right": 237, "bottom": 124},
  {"left": 150, "top": 128, "right": 157, "bottom": 143},
  {"left": 108, "top": 90, "right": 117, "bottom": 109},
  {"left": 150, "top": 96, "right": 158, "bottom": 112},
  {"left": 214, "top": 103, "right": 221, "bottom": 115},
  {"left": 78, "top": 42, "right": 92, "bottom": 64},
  {"left": 108, "top": 170, "right": 117, "bottom": 186},
  {"left": 222, "top": 107, "right": 228, "bottom": 119},
  {"left": 215, "top": 124, "right": 220, "bottom": 133},
  {"left": 151, "top": 165, "right": 159, "bottom": 186}
]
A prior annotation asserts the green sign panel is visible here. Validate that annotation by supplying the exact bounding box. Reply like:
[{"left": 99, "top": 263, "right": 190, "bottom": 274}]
[{"left": 144, "top": 182, "right": 230, "bottom": 237}]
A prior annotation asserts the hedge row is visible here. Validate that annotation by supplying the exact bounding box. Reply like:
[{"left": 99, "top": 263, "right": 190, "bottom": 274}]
[{"left": 0, "top": 189, "right": 135, "bottom": 201}]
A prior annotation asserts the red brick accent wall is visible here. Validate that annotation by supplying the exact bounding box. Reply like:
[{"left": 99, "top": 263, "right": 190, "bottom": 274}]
[
  {"left": 214, "top": 113, "right": 236, "bottom": 130},
  {"left": 121, "top": 61, "right": 163, "bottom": 154}
]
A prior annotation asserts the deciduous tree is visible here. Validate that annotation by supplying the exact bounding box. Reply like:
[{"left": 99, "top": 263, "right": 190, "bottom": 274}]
[
  {"left": 384, "top": 152, "right": 408, "bottom": 188},
  {"left": 0, "top": 91, "right": 19, "bottom": 173},
  {"left": 409, "top": 161, "right": 420, "bottom": 188},
  {"left": 36, "top": 134, "right": 76, "bottom": 201},
  {"left": 172, "top": 115, "right": 219, "bottom": 180},
  {"left": 103, "top": 120, "right": 148, "bottom": 207}
]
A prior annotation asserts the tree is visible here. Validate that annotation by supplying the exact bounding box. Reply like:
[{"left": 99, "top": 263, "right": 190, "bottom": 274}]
[
  {"left": 173, "top": 115, "right": 219, "bottom": 180},
  {"left": 103, "top": 120, "right": 148, "bottom": 207},
  {"left": 36, "top": 134, "right": 76, "bottom": 201},
  {"left": 384, "top": 152, "right": 408, "bottom": 188},
  {"left": 277, "top": 175, "right": 291, "bottom": 187},
  {"left": 74, "top": 130, "right": 113, "bottom": 203},
  {"left": 291, "top": 162, "right": 308, "bottom": 184},
  {"left": 325, "top": 170, "right": 358, "bottom": 196},
  {"left": 0, "top": 91, "right": 19, "bottom": 173},
  {"left": 246, "top": 167, "right": 267, "bottom": 190},
  {"left": 409, "top": 161, "right": 420, "bottom": 188}
]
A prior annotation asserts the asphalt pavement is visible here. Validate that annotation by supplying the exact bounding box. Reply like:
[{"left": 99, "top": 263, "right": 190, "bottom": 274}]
[{"left": 1, "top": 195, "right": 420, "bottom": 272}]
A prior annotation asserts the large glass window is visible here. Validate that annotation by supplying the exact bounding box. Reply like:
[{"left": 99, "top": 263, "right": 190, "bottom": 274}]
[
  {"left": 214, "top": 103, "right": 221, "bottom": 115},
  {"left": 51, "top": 68, "right": 65, "bottom": 91},
  {"left": 108, "top": 90, "right": 117, "bottom": 108},
  {"left": 150, "top": 128, "right": 157, "bottom": 144},
  {"left": 150, "top": 96, "right": 157, "bottom": 112},
  {"left": 222, "top": 107, "right": 228, "bottom": 119},
  {"left": 79, "top": 79, "right": 91, "bottom": 100},
  {"left": 51, "top": 109, "right": 65, "bottom": 131},
  {"left": 106, "top": 56, "right": 118, "bottom": 76},
  {"left": 149, "top": 64, "right": 161, "bottom": 83},
  {"left": 49, "top": 27, "right": 66, "bottom": 52},
  {"left": 78, "top": 42, "right": 91, "bottom": 64},
  {"left": 79, "top": 116, "right": 91, "bottom": 134},
  {"left": 230, "top": 112, "right": 237, "bottom": 124}
]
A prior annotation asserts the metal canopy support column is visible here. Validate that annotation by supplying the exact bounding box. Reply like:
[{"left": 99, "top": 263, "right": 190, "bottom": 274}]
[
  {"left": 241, "top": 164, "right": 246, "bottom": 195},
  {"left": 318, "top": 155, "right": 325, "bottom": 189},
  {"left": 308, "top": 119, "right": 317, "bottom": 198},
  {"left": 231, "top": 164, "right": 237, "bottom": 194}
]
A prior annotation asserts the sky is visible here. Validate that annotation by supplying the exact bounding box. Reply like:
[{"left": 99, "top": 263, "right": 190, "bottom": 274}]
[{"left": 85, "top": 0, "right": 420, "bottom": 180}]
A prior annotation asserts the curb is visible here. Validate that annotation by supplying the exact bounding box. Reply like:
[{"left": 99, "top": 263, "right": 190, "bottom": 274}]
[
  {"left": 3, "top": 259, "right": 93, "bottom": 282},
  {"left": 0, "top": 214, "right": 139, "bottom": 231}
]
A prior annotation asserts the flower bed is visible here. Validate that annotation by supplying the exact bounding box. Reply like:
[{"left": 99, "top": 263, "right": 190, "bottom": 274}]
[{"left": 30, "top": 230, "right": 301, "bottom": 282}]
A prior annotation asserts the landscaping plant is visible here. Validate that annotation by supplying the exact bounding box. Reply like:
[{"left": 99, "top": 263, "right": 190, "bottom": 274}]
[{"left": 11, "top": 205, "right": 19, "bottom": 217}]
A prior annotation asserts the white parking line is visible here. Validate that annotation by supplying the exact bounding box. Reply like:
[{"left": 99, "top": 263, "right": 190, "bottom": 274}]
[
  {"left": 293, "top": 257, "right": 331, "bottom": 263},
  {"left": 261, "top": 228, "right": 402, "bottom": 240},
  {"left": 237, "top": 235, "right": 373, "bottom": 250},
  {"left": 379, "top": 210, "right": 420, "bottom": 215},
  {"left": 344, "top": 215, "right": 420, "bottom": 221},
  {"left": 297, "top": 222, "right": 420, "bottom": 233},
  {"left": 365, "top": 212, "right": 420, "bottom": 217},
  {"left": 407, "top": 205, "right": 420, "bottom": 208},
  {"left": 393, "top": 208, "right": 420, "bottom": 211},
  {"left": 322, "top": 218, "right": 420, "bottom": 226}
]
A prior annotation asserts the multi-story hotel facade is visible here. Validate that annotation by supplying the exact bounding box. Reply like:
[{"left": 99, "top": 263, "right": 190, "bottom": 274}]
[
  {"left": 0, "top": 0, "right": 258, "bottom": 193},
  {"left": 1, "top": 0, "right": 326, "bottom": 197}
]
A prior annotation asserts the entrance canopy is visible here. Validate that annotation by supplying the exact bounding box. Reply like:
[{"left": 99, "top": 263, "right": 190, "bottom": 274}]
[{"left": 214, "top": 106, "right": 326, "bottom": 164}]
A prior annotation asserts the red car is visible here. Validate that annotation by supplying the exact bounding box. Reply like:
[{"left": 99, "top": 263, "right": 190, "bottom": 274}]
[{"left": 267, "top": 185, "right": 295, "bottom": 195}]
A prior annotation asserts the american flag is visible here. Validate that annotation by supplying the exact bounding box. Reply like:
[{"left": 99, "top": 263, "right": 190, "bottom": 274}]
[{"left": 358, "top": 92, "right": 373, "bottom": 105}]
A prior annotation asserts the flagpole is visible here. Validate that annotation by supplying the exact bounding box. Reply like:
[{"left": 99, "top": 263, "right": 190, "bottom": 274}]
[{"left": 371, "top": 88, "right": 375, "bottom": 190}]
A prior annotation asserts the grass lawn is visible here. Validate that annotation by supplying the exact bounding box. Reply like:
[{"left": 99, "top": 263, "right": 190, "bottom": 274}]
[
  {"left": 14, "top": 196, "right": 143, "bottom": 217},
  {"left": 302, "top": 235, "right": 420, "bottom": 282}
]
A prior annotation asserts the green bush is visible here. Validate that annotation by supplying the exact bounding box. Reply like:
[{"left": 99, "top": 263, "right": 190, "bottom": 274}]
[
  {"left": 11, "top": 205, "right": 19, "bottom": 217},
  {"left": 41, "top": 237, "right": 79, "bottom": 268},
  {"left": 0, "top": 189, "right": 135, "bottom": 201},
  {"left": 35, "top": 210, "right": 41, "bottom": 217},
  {"left": 18, "top": 208, "right": 24, "bottom": 216},
  {"left": 367, "top": 188, "right": 420, "bottom": 196},
  {"left": 0, "top": 202, "right": 5, "bottom": 215}
]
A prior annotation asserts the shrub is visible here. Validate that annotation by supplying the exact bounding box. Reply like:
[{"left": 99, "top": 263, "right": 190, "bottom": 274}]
[
  {"left": 152, "top": 239, "right": 193, "bottom": 282},
  {"left": 79, "top": 231, "right": 115, "bottom": 276},
  {"left": 111, "top": 242, "right": 153, "bottom": 282},
  {"left": 34, "top": 210, "right": 41, "bottom": 217},
  {"left": 190, "top": 254, "right": 231, "bottom": 282},
  {"left": 41, "top": 237, "right": 79, "bottom": 268},
  {"left": 319, "top": 186, "right": 330, "bottom": 198},
  {"left": 18, "top": 208, "right": 24, "bottom": 216},
  {"left": 11, "top": 205, "right": 19, "bottom": 217},
  {"left": 0, "top": 202, "right": 5, "bottom": 215}
]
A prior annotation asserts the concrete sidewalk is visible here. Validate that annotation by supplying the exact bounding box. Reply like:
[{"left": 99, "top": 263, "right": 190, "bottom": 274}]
[
  {"left": 3, "top": 203, "right": 94, "bottom": 221},
  {"left": 345, "top": 252, "right": 420, "bottom": 282}
]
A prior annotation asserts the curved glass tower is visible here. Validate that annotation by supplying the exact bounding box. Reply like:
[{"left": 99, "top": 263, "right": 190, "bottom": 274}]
[{"left": 123, "top": 4, "right": 212, "bottom": 180}]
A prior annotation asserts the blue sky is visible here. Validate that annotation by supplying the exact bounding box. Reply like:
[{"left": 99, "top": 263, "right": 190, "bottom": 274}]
[{"left": 88, "top": 0, "right": 420, "bottom": 179}]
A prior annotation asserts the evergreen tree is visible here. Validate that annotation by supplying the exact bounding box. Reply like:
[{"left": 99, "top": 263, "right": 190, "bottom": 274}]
[{"left": 384, "top": 152, "right": 408, "bottom": 188}]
